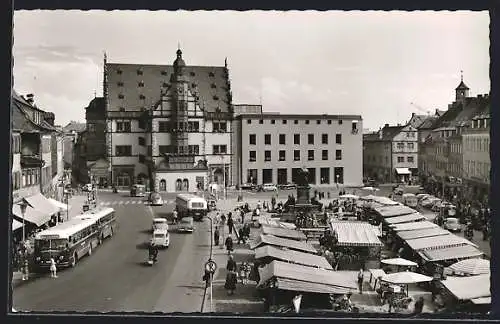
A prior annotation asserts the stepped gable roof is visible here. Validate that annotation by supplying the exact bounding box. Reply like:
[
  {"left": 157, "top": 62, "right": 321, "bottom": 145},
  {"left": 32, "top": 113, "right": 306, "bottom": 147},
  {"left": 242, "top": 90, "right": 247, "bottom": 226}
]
[{"left": 106, "top": 60, "right": 231, "bottom": 113}]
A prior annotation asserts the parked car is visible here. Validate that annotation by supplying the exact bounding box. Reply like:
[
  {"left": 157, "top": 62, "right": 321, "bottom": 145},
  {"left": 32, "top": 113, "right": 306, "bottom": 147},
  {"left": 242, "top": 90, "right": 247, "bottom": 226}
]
[
  {"left": 207, "top": 199, "right": 217, "bottom": 212},
  {"left": 149, "top": 192, "right": 164, "bottom": 206},
  {"left": 393, "top": 187, "right": 404, "bottom": 195},
  {"left": 443, "top": 217, "right": 461, "bottom": 232},
  {"left": 431, "top": 200, "right": 445, "bottom": 212},
  {"left": 178, "top": 217, "right": 194, "bottom": 233},
  {"left": 421, "top": 197, "right": 439, "bottom": 208},
  {"left": 262, "top": 183, "right": 278, "bottom": 192},
  {"left": 416, "top": 193, "right": 430, "bottom": 201},
  {"left": 279, "top": 183, "right": 296, "bottom": 190},
  {"left": 240, "top": 183, "right": 255, "bottom": 190}
]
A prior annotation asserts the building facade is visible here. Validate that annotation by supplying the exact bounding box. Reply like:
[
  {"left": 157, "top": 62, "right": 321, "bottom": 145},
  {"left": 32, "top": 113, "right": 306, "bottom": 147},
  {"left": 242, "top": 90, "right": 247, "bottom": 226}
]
[
  {"left": 462, "top": 113, "right": 490, "bottom": 204},
  {"left": 390, "top": 124, "right": 419, "bottom": 182},
  {"left": 234, "top": 114, "right": 363, "bottom": 187},
  {"left": 104, "top": 49, "right": 234, "bottom": 192},
  {"left": 419, "top": 76, "right": 490, "bottom": 202}
]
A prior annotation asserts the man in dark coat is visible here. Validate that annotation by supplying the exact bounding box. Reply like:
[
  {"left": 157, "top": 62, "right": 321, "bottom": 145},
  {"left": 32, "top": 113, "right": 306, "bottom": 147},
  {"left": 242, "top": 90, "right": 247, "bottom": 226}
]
[
  {"left": 226, "top": 255, "right": 237, "bottom": 271},
  {"left": 227, "top": 213, "right": 234, "bottom": 236}
]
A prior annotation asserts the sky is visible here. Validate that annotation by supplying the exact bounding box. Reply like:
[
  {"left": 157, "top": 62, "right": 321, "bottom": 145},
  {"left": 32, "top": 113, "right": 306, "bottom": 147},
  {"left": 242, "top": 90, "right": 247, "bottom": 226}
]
[{"left": 12, "top": 10, "right": 490, "bottom": 130}]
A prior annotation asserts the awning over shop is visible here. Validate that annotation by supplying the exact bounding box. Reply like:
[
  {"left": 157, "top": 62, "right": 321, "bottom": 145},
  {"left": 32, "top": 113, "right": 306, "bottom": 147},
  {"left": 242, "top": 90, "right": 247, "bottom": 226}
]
[
  {"left": 405, "top": 234, "right": 476, "bottom": 252},
  {"left": 12, "top": 204, "right": 51, "bottom": 227},
  {"left": 374, "top": 205, "right": 416, "bottom": 218},
  {"left": 12, "top": 219, "right": 23, "bottom": 231},
  {"left": 26, "top": 193, "right": 60, "bottom": 216},
  {"left": 395, "top": 168, "right": 411, "bottom": 175},
  {"left": 330, "top": 221, "right": 383, "bottom": 247},
  {"left": 368, "top": 196, "right": 399, "bottom": 206},
  {"left": 250, "top": 234, "right": 317, "bottom": 254},
  {"left": 258, "top": 216, "right": 296, "bottom": 230},
  {"left": 471, "top": 297, "right": 491, "bottom": 305},
  {"left": 419, "top": 245, "right": 484, "bottom": 262},
  {"left": 396, "top": 227, "right": 450, "bottom": 241},
  {"left": 384, "top": 213, "right": 426, "bottom": 225},
  {"left": 441, "top": 274, "right": 490, "bottom": 301},
  {"left": 261, "top": 225, "right": 307, "bottom": 241},
  {"left": 254, "top": 245, "right": 333, "bottom": 270},
  {"left": 257, "top": 260, "right": 357, "bottom": 294},
  {"left": 392, "top": 221, "right": 439, "bottom": 232},
  {"left": 48, "top": 198, "right": 69, "bottom": 211}
]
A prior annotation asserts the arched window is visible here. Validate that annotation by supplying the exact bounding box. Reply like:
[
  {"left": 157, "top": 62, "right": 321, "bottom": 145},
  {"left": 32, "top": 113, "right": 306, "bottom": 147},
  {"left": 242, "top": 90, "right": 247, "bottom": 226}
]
[
  {"left": 159, "top": 179, "right": 166, "bottom": 191},
  {"left": 176, "top": 179, "right": 182, "bottom": 191},
  {"left": 182, "top": 178, "right": 189, "bottom": 191}
]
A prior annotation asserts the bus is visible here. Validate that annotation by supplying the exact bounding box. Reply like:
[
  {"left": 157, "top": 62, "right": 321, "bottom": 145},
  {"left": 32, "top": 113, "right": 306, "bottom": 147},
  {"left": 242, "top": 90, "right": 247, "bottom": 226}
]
[
  {"left": 33, "top": 218, "right": 99, "bottom": 270},
  {"left": 176, "top": 193, "right": 208, "bottom": 221},
  {"left": 75, "top": 207, "right": 117, "bottom": 245}
]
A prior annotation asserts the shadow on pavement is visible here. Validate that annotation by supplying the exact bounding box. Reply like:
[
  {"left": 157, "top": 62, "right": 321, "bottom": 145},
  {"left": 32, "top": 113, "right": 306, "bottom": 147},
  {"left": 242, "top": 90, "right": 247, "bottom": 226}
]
[
  {"left": 139, "top": 229, "right": 152, "bottom": 234},
  {"left": 177, "top": 284, "right": 205, "bottom": 290},
  {"left": 136, "top": 242, "right": 150, "bottom": 250}
]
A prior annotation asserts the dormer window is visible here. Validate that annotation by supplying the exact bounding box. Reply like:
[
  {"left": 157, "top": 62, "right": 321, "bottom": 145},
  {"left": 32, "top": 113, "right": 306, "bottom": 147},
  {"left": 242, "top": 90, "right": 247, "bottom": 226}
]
[
  {"left": 305, "top": 120, "right": 310, "bottom": 125},
  {"left": 118, "top": 94, "right": 124, "bottom": 99},
  {"left": 139, "top": 94, "right": 146, "bottom": 100},
  {"left": 119, "top": 107, "right": 125, "bottom": 112},
  {"left": 161, "top": 70, "right": 167, "bottom": 76},
  {"left": 211, "top": 83, "right": 217, "bottom": 89},
  {"left": 190, "top": 71, "right": 196, "bottom": 76},
  {"left": 117, "top": 82, "right": 124, "bottom": 87},
  {"left": 213, "top": 95, "right": 219, "bottom": 100},
  {"left": 116, "top": 69, "right": 123, "bottom": 75},
  {"left": 138, "top": 81, "right": 145, "bottom": 87},
  {"left": 209, "top": 72, "right": 215, "bottom": 77},
  {"left": 137, "top": 69, "right": 143, "bottom": 75}
]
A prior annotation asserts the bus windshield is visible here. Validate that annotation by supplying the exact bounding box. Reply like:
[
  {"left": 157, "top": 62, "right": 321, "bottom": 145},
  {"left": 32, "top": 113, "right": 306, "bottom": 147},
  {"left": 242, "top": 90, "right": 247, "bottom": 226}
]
[
  {"left": 191, "top": 202, "right": 205, "bottom": 208},
  {"left": 35, "top": 238, "right": 68, "bottom": 251}
]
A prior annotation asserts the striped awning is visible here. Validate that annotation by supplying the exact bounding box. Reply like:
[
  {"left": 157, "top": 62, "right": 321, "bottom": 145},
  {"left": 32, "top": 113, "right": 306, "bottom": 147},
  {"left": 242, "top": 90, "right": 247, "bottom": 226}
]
[
  {"left": 384, "top": 213, "right": 425, "bottom": 225},
  {"left": 405, "top": 234, "right": 476, "bottom": 251},
  {"left": 330, "top": 221, "right": 383, "bottom": 247},
  {"left": 419, "top": 245, "right": 484, "bottom": 262},
  {"left": 395, "top": 168, "right": 411, "bottom": 175}
]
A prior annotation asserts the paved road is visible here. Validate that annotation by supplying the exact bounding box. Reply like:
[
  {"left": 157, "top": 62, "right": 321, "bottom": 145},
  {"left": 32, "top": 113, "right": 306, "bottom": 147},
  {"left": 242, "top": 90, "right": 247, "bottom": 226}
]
[{"left": 13, "top": 192, "right": 212, "bottom": 312}]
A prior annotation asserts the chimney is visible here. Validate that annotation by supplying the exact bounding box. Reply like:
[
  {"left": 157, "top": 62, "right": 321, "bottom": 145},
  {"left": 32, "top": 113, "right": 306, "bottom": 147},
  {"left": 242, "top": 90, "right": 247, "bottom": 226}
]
[
  {"left": 412, "top": 112, "right": 415, "bottom": 117},
  {"left": 384, "top": 123, "right": 389, "bottom": 128},
  {"left": 26, "top": 93, "right": 34, "bottom": 105},
  {"left": 478, "top": 94, "right": 482, "bottom": 98}
]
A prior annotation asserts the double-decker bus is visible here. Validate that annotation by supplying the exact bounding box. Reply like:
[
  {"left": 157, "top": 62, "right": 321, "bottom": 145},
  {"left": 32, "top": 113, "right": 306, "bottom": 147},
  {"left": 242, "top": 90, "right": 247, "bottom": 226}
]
[
  {"left": 33, "top": 218, "right": 99, "bottom": 270},
  {"left": 75, "top": 207, "right": 116, "bottom": 244},
  {"left": 176, "top": 193, "right": 208, "bottom": 221}
]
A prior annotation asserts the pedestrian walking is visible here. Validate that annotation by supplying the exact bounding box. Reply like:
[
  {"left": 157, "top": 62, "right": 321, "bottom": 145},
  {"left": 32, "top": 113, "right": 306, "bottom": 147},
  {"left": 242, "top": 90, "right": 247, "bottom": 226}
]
[
  {"left": 226, "top": 255, "right": 237, "bottom": 272},
  {"left": 239, "top": 261, "right": 250, "bottom": 285},
  {"left": 357, "top": 269, "right": 364, "bottom": 294},
  {"left": 172, "top": 208, "right": 178, "bottom": 225},
  {"left": 227, "top": 213, "right": 234, "bottom": 236},
  {"left": 224, "top": 269, "right": 237, "bottom": 295},
  {"left": 240, "top": 209, "right": 245, "bottom": 224},
  {"left": 202, "top": 269, "right": 212, "bottom": 289},
  {"left": 237, "top": 227, "right": 246, "bottom": 244},
  {"left": 50, "top": 257, "right": 58, "bottom": 278},
  {"left": 225, "top": 236, "right": 234, "bottom": 254},
  {"left": 214, "top": 227, "right": 220, "bottom": 246},
  {"left": 482, "top": 224, "right": 488, "bottom": 241}
]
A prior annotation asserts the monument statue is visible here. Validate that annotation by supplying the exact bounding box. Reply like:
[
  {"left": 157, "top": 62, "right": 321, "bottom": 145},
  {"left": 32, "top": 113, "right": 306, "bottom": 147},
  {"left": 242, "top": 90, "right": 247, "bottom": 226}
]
[{"left": 296, "top": 167, "right": 310, "bottom": 187}]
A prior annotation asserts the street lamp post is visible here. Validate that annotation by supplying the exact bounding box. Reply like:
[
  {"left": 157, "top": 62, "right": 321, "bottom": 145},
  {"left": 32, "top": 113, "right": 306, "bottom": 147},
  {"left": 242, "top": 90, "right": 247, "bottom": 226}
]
[
  {"left": 64, "top": 192, "right": 69, "bottom": 221},
  {"left": 19, "top": 200, "right": 28, "bottom": 243}
]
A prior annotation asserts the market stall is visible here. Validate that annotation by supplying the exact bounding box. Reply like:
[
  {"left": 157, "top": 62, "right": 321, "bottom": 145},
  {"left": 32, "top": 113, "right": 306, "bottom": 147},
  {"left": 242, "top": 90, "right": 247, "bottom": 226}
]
[
  {"left": 250, "top": 234, "right": 317, "bottom": 254},
  {"left": 384, "top": 213, "right": 426, "bottom": 225},
  {"left": 257, "top": 260, "right": 357, "bottom": 312},
  {"left": 404, "top": 234, "right": 476, "bottom": 252},
  {"left": 254, "top": 245, "right": 333, "bottom": 270},
  {"left": 438, "top": 274, "right": 490, "bottom": 312},
  {"left": 261, "top": 225, "right": 307, "bottom": 241},
  {"left": 329, "top": 221, "right": 383, "bottom": 270},
  {"left": 392, "top": 221, "right": 439, "bottom": 232},
  {"left": 445, "top": 258, "right": 490, "bottom": 276},
  {"left": 396, "top": 227, "right": 450, "bottom": 241}
]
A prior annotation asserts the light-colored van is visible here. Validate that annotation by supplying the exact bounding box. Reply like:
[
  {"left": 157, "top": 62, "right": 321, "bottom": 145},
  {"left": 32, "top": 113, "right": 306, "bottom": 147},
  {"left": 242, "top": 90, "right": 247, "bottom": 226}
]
[
  {"left": 150, "top": 229, "right": 170, "bottom": 248},
  {"left": 152, "top": 218, "right": 169, "bottom": 232},
  {"left": 402, "top": 193, "right": 418, "bottom": 208}
]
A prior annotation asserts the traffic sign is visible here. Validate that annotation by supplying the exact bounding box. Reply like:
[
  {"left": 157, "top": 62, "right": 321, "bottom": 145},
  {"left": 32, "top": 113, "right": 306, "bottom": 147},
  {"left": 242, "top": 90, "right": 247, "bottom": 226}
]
[{"left": 205, "top": 260, "right": 217, "bottom": 273}]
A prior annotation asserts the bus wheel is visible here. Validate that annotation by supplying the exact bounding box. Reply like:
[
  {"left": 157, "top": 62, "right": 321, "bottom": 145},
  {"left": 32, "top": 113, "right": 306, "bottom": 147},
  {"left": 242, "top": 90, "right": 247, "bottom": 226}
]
[
  {"left": 88, "top": 244, "right": 92, "bottom": 256},
  {"left": 71, "top": 253, "right": 77, "bottom": 267}
]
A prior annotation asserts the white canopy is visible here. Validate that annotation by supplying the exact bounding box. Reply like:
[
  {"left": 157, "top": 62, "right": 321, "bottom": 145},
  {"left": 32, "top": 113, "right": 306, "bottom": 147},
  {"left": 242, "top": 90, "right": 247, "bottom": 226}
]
[
  {"left": 381, "top": 258, "right": 418, "bottom": 267},
  {"left": 381, "top": 271, "right": 433, "bottom": 284},
  {"left": 48, "top": 198, "right": 69, "bottom": 211},
  {"left": 340, "top": 194, "right": 359, "bottom": 199},
  {"left": 361, "top": 187, "right": 379, "bottom": 192},
  {"left": 12, "top": 219, "right": 23, "bottom": 231},
  {"left": 395, "top": 167, "right": 411, "bottom": 175},
  {"left": 447, "top": 258, "right": 490, "bottom": 276},
  {"left": 441, "top": 274, "right": 490, "bottom": 301},
  {"left": 330, "top": 221, "right": 383, "bottom": 247}
]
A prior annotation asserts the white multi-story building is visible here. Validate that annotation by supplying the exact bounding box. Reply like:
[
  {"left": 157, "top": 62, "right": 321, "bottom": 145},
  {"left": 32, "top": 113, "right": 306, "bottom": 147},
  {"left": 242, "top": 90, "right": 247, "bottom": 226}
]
[
  {"left": 104, "top": 49, "right": 234, "bottom": 192},
  {"left": 390, "top": 124, "right": 419, "bottom": 182},
  {"left": 233, "top": 114, "right": 363, "bottom": 187}
]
